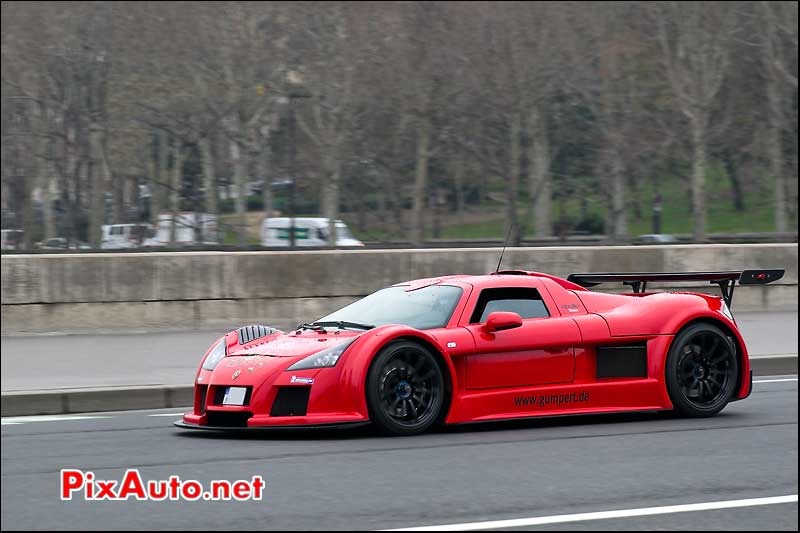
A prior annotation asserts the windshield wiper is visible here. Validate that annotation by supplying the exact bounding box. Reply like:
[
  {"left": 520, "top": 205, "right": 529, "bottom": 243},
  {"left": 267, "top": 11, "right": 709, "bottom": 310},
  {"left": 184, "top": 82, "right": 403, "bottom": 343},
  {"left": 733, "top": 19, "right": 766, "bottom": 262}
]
[
  {"left": 310, "top": 321, "right": 375, "bottom": 330},
  {"left": 296, "top": 322, "right": 326, "bottom": 332}
]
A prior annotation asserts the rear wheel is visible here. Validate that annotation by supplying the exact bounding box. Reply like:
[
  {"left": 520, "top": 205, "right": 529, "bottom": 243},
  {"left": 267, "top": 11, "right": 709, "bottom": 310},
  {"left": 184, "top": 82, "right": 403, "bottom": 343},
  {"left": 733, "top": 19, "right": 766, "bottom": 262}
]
[
  {"left": 665, "top": 323, "right": 739, "bottom": 417},
  {"left": 366, "top": 341, "right": 445, "bottom": 436}
]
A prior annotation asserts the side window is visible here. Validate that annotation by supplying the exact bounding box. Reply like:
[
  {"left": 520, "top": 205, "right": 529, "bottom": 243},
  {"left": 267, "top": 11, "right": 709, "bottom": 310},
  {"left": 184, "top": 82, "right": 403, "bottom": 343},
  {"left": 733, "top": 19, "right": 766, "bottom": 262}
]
[
  {"left": 110, "top": 226, "right": 123, "bottom": 236},
  {"left": 470, "top": 287, "right": 550, "bottom": 323}
]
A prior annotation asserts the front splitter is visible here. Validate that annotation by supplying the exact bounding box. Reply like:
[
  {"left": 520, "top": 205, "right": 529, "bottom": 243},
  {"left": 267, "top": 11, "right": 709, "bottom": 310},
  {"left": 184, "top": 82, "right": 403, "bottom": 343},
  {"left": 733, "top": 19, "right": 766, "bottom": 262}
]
[{"left": 174, "top": 420, "right": 370, "bottom": 432}]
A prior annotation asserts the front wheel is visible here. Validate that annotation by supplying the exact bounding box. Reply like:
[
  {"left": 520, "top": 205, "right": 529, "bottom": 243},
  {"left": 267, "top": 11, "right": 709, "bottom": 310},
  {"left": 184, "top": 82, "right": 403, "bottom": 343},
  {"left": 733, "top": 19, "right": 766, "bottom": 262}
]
[
  {"left": 366, "top": 341, "right": 445, "bottom": 436},
  {"left": 665, "top": 323, "right": 739, "bottom": 417}
]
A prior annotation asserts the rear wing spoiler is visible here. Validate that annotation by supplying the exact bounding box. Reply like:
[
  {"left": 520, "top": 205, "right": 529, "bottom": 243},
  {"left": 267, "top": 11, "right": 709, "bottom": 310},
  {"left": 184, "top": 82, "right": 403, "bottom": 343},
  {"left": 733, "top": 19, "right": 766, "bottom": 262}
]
[{"left": 566, "top": 270, "right": 785, "bottom": 308}]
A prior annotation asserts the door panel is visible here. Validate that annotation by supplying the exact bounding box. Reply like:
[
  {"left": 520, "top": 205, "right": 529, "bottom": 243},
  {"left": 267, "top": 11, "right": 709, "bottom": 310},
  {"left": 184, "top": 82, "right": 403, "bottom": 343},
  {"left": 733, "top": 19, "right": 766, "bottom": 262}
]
[{"left": 465, "top": 317, "right": 580, "bottom": 390}]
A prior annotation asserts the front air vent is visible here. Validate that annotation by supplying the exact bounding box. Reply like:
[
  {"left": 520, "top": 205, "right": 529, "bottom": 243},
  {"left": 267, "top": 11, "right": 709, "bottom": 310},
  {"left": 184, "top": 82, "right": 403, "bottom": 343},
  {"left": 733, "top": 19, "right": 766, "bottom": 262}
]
[
  {"left": 270, "top": 387, "right": 311, "bottom": 417},
  {"left": 196, "top": 385, "right": 208, "bottom": 415},
  {"left": 205, "top": 411, "right": 253, "bottom": 428},
  {"left": 237, "top": 325, "right": 277, "bottom": 345}
]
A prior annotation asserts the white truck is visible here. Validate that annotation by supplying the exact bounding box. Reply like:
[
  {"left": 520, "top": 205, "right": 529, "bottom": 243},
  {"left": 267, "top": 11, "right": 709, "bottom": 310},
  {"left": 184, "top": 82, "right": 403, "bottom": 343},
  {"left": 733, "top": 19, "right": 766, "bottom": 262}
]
[{"left": 261, "top": 217, "right": 363, "bottom": 247}]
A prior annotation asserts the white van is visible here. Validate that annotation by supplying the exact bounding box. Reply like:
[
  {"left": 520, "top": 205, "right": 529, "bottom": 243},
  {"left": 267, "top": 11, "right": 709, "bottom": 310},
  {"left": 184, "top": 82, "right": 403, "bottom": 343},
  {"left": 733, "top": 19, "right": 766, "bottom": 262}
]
[
  {"left": 144, "top": 212, "right": 219, "bottom": 247},
  {"left": 261, "top": 217, "right": 364, "bottom": 247},
  {"left": 101, "top": 223, "right": 153, "bottom": 249}
]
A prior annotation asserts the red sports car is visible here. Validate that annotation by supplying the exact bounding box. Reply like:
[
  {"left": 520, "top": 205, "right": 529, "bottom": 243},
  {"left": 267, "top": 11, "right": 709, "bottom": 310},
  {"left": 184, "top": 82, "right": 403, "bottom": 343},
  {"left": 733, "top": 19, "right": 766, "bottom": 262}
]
[{"left": 176, "top": 268, "right": 783, "bottom": 435}]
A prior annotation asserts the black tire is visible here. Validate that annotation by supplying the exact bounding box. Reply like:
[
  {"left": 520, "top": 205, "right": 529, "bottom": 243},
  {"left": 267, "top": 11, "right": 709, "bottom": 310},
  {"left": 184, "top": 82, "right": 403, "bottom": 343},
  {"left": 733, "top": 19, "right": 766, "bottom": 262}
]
[
  {"left": 665, "top": 323, "right": 739, "bottom": 417},
  {"left": 366, "top": 341, "right": 445, "bottom": 436}
]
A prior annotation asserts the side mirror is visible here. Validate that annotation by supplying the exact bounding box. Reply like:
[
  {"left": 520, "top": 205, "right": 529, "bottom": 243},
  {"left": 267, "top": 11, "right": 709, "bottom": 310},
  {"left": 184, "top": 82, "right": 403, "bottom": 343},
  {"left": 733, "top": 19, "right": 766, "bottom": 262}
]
[{"left": 482, "top": 311, "right": 523, "bottom": 334}]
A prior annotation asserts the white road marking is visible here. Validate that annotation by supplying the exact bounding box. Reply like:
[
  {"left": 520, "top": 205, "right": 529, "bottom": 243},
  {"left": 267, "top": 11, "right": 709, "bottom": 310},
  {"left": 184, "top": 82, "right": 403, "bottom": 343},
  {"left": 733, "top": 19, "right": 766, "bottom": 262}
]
[
  {"left": 1, "top": 422, "right": 23, "bottom": 426},
  {"left": 385, "top": 495, "right": 799, "bottom": 531},
  {"left": 148, "top": 412, "right": 187, "bottom": 417},
  {"left": 1, "top": 415, "right": 113, "bottom": 425},
  {"left": 754, "top": 377, "right": 798, "bottom": 383}
]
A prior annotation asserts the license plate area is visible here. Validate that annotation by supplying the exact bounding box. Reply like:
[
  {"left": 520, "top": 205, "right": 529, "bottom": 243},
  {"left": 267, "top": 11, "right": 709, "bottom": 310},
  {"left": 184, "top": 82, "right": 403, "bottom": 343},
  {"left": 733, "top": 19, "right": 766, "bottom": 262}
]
[{"left": 220, "top": 386, "right": 249, "bottom": 406}]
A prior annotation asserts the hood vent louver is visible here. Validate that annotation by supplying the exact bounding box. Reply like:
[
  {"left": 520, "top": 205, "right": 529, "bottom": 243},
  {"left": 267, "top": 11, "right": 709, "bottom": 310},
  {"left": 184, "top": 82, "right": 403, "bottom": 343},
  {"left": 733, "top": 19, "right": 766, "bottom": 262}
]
[{"left": 237, "top": 325, "right": 277, "bottom": 345}]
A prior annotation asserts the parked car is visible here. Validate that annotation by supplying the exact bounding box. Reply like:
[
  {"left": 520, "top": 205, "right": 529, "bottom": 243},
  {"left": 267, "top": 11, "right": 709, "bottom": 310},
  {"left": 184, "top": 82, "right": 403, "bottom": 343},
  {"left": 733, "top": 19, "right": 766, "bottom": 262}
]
[
  {"left": 0, "top": 229, "right": 24, "bottom": 250},
  {"left": 34, "top": 237, "right": 90, "bottom": 250},
  {"left": 636, "top": 234, "right": 679, "bottom": 244},
  {"left": 261, "top": 217, "right": 364, "bottom": 247}
]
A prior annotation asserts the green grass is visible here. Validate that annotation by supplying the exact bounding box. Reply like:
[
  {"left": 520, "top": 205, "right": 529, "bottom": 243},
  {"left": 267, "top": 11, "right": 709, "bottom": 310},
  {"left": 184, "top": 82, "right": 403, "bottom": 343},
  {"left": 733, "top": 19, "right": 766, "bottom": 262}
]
[
  {"left": 238, "top": 166, "right": 795, "bottom": 242},
  {"left": 438, "top": 218, "right": 509, "bottom": 239},
  {"left": 627, "top": 165, "right": 780, "bottom": 235},
  {"left": 429, "top": 167, "right": 791, "bottom": 239}
]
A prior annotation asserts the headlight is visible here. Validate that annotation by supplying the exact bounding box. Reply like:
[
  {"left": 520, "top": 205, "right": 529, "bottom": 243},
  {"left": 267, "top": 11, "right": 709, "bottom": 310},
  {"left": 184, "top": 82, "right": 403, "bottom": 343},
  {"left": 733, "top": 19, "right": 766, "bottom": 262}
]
[
  {"left": 287, "top": 337, "right": 357, "bottom": 371},
  {"left": 202, "top": 339, "right": 227, "bottom": 371}
]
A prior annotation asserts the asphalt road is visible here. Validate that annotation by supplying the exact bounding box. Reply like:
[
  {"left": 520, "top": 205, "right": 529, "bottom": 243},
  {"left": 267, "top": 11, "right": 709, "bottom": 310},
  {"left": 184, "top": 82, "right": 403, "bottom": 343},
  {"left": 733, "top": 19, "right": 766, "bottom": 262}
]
[
  {"left": 1, "top": 311, "right": 797, "bottom": 391},
  {"left": 1, "top": 377, "right": 796, "bottom": 530}
]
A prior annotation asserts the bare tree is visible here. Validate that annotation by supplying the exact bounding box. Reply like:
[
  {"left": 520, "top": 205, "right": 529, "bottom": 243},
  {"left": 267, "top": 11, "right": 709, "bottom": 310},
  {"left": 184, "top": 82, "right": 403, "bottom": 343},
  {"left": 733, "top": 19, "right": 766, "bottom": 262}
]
[
  {"left": 293, "top": 2, "right": 362, "bottom": 246},
  {"left": 654, "top": 1, "right": 737, "bottom": 240},
  {"left": 1, "top": 1, "right": 796, "bottom": 251},
  {"left": 759, "top": 1, "right": 798, "bottom": 231}
]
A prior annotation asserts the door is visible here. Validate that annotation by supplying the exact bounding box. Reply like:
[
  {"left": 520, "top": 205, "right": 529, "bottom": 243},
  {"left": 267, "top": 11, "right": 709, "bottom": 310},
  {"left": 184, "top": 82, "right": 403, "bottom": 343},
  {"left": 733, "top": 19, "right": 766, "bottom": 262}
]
[{"left": 464, "top": 286, "right": 580, "bottom": 389}]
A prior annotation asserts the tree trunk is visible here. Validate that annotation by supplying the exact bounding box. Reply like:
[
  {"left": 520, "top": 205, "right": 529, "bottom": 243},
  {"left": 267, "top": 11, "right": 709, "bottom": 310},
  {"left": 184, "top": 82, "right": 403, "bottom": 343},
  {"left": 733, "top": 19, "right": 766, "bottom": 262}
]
[
  {"left": 508, "top": 113, "right": 521, "bottom": 246},
  {"left": 324, "top": 157, "right": 341, "bottom": 247},
  {"left": 377, "top": 173, "right": 387, "bottom": 232},
  {"left": 88, "top": 122, "right": 106, "bottom": 249},
  {"left": 65, "top": 124, "right": 80, "bottom": 245},
  {"left": 199, "top": 136, "right": 217, "bottom": 243},
  {"left": 391, "top": 171, "right": 403, "bottom": 238},
  {"left": 454, "top": 157, "right": 465, "bottom": 227},
  {"left": 690, "top": 120, "right": 707, "bottom": 241},
  {"left": 609, "top": 142, "right": 627, "bottom": 241},
  {"left": 111, "top": 165, "right": 124, "bottom": 224},
  {"left": 14, "top": 145, "right": 33, "bottom": 249},
  {"left": 721, "top": 150, "right": 745, "bottom": 212},
  {"left": 432, "top": 190, "right": 441, "bottom": 238},
  {"left": 411, "top": 119, "right": 431, "bottom": 246},
  {"left": 527, "top": 108, "right": 552, "bottom": 238},
  {"left": 42, "top": 174, "right": 55, "bottom": 240},
  {"left": 767, "top": 82, "right": 787, "bottom": 232},
  {"left": 789, "top": 147, "right": 798, "bottom": 223},
  {"left": 169, "top": 142, "right": 183, "bottom": 246},
  {"left": 154, "top": 130, "right": 168, "bottom": 224},
  {"left": 258, "top": 139, "right": 272, "bottom": 221},
  {"left": 230, "top": 138, "right": 247, "bottom": 245},
  {"left": 769, "top": 125, "right": 787, "bottom": 233}
]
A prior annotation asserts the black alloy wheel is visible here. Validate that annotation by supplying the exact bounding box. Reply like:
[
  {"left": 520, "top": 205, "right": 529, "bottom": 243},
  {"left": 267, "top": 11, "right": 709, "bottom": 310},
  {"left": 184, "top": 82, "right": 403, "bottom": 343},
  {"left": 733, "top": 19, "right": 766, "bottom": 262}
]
[
  {"left": 665, "top": 323, "right": 739, "bottom": 417},
  {"left": 366, "top": 341, "right": 445, "bottom": 436}
]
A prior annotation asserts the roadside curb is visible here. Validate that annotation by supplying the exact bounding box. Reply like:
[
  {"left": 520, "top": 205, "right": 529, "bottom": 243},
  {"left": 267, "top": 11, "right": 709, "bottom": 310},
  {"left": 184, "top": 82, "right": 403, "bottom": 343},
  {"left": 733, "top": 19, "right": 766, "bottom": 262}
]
[
  {"left": 749, "top": 354, "right": 798, "bottom": 377},
  {"left": 1, "top": 385, "right": 193, "bottom": 417},
  {"left": 1, "top": 355, "right": 796, "bottom": 417}
]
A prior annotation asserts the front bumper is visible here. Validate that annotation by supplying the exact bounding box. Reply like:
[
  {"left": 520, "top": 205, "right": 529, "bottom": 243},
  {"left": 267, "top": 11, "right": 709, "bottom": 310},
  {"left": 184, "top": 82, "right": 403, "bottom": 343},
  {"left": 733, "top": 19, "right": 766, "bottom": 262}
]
[{"left": 181, "top": 354, "right": 370, "bottom": 429}]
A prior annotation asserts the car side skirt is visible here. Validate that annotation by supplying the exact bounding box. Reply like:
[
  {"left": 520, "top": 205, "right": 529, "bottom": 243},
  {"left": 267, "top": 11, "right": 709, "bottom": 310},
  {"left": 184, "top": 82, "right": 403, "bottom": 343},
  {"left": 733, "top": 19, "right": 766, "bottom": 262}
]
[{"left": 445, "top": 378, "right": 670, "bottom": 424}]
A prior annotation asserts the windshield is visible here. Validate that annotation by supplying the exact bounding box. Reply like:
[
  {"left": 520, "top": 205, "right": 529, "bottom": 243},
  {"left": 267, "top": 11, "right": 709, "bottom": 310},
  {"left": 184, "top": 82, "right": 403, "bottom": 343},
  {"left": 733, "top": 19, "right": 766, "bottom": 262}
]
[
  {"left": 318, "top": 285, "right": 463, "bottom": 330},
  {"left": 335, "top": 223, "right": 355, "bottom": 240}
]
